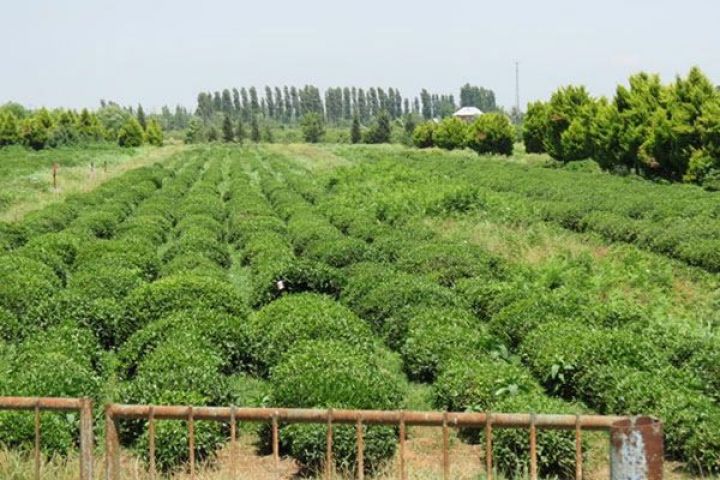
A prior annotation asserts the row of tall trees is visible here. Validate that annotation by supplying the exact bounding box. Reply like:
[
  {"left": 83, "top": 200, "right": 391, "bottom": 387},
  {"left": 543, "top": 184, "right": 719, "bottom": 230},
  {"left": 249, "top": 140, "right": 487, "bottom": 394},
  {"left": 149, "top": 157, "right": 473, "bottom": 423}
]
[
  {"left": 0, "top": 102, "right": 164, "bottom": 150},
  {"left": 523, "top": 67, "right": 720, "bottom": 187},
  {"left": 191, "top": 84, "right": 497, "bottom": 126}
]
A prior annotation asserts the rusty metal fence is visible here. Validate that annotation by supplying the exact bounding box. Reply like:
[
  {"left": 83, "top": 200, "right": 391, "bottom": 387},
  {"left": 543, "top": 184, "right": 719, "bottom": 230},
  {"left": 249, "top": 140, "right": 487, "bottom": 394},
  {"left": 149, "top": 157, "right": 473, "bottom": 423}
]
[
  {"left": 0, "top": 396, "right": 94, "bottom": 480},
  {"left": 104, "top": 403, "right": 664, "bottom": 480}
]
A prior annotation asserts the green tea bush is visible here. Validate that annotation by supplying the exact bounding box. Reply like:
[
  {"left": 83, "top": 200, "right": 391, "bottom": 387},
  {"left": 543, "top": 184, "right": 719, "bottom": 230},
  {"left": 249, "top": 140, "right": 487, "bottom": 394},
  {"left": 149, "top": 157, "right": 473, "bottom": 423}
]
[
  {"left": 175, "top": 215, "right": 225, "bottom": 240},
  {"left": 124, "top": 337, "right": 227, "bottom": 406},
  {"left": 250, "top": 257, "right": 343, "bottom": 307},
  {"left": 249, "top": 293, "right": 375, "bottom": 373},
  {"left": 69, "top": 263, "right": 145, "bottom": 301},
  {"left": 69, "top": 207, "right": 126, "bottom": 239},
  {"left": 0, "top": 255, "right": 61, "bottom": 317},
  {"left": 21, "top": 203, "right": 78, "bottom": 237},
  {"left": 342, "top": 265, "right": 460, "bottom": 334},
  {"left": 394, "top": 242, "right": 505, "bottom": 287},
  {"left": 401, "top": 309, "right": 497, "bottom": 382},
  {"left": 520, "top": 320, "right": 667, "bottom": 398},
  {"left": 16, "top": 232, "right": 81, "bottom": 281},
  {"left": 125, "top": 275, "right": 248, "bottom": 327},
  {"left": 74, "top": 238, "right": 160, "bottom": 280},
  {"left": 160, "top": 254, "right": 227, "bottom": 280},
  {"left": 466, "top": 113, "right": 514, "bottom": 156},
  {"left": 269, "top": 340, "right": 405, "bottom": 474},
  {"left": 177, "top": 193, "right": 225, "bottom": 223},
  {"left": 116, "top": 214, "right": 172, "bottom": 245},
  {"left": 163, "top": 227, "right": 231, "bottom": 268},
  {"left": 302, "top": 236, "right": 371, "bottom": 268},
  {"left": 0, "top": 323, "right": 100, "bottom": 454},
  {"left": 0, "top": 221, "right": 27, "bottom": 251},
  {"left": 433, "top": 357, "right": 542, "bottom": 412},
  {"left": 118, "top": 308, "right": 251, "bottom": 379},
  {"left": 490, "top": 393, "right": 581, "bottom": 479},
  {"left": 0, "top": 306, "right": 19, "bottom": 341},
  {"left": 124, "top": 339, "right": 227, "bottom": 470},
  {"left": 228, "top": 215, "right": 286, "bottom": 246},
  {"left": 25, "top": 290, "right": 127, "bottom": 347}
]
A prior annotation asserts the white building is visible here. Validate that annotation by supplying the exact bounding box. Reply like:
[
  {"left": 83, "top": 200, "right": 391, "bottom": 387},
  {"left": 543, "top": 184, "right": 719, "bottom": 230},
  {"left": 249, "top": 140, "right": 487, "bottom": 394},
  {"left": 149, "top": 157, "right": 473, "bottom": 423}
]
[{"left": 452, "top": 106, "right": 483, "bottom": 122}]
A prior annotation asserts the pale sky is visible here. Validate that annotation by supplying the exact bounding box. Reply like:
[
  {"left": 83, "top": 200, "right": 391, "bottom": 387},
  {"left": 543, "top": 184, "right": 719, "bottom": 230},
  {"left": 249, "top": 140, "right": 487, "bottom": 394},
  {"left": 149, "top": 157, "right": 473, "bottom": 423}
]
[{"left": 2, "top": 0, "right": 719, "bottom": 112}]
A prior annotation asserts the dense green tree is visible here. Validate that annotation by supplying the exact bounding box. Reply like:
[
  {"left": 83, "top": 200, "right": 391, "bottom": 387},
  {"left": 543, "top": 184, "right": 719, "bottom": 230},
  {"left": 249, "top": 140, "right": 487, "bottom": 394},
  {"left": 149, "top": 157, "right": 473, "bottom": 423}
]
[
  {"left": 222, "top": 114, "right": 235, "bottom": 142},
  {"left": 185, "top": 118, "right": 204, "bottom": 143},
  {"left": 434, "top": 117, "right": 468, "bottom": 150},
  {"left": 460, "top": 84, "right": 497, "bottom": 111},
  {"left": 221, "top": 89, "right": 233, "bottom": 114},
  {"left": 250, "top": 115, "right": 261, "bottom": 143},
  {"left": 466, "top": 113, "right": 514, "bottom": 155},
  {"left": 350, "top": 114, "right": 361, "bottom": 144},
  {"left": 232, "top": 88, "right": 241, "bottom": 115},
  {"left": 274, "top": 87, "right": 284, "bottom": 121},
  {"left": 249, "top": 87, "right": 259, "bottom": 116},
  {"left": 240, "top": 88, "right": 250, "bottom": 121},
  {"left": 544, "top": 85, "right": 596, "bottom": 162},
  {"left": 235, "top": 118, "right": 246, "bottom": 143},
  {"left": 364, "top": 110, "right": 391, "bottom": 144},
  {"left": 301, "top": 113, "right": 325, "bottom": 143},
  {"left": 522, "top": 102, "right": 549, "bottom": 153},
  {"left": 0, "top": 112, "right": 20, "bottom": 146},
  {"left": 136, "top": 104, "right": 147, "bottom": 130},
  {"left": 412, "top": 121, "right": 436, "bottom": 148},
  {"left": 145, "top": 119, "right": 164, "bottom": 146},
  {"left": 420, "top": 89, "right": 432, "bottom": 119},
  {"left": 207, "top": 125, "right": 219, "bottom": 142},
  {"left": 265, "top": 86, "right": 275, "bottom": 119},
  {"left": 117, "top": 117, "right": 144, "bottom": 147}
]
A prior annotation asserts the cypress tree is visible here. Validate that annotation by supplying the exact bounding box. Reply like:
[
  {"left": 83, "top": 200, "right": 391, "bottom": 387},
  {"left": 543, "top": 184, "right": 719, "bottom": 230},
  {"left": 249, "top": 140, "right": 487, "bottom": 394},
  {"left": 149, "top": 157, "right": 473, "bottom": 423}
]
[
  {"left": 351, "top": 114, "right": 361, "bottom": 144},
  {"left": 236, "top": 118, "right": 246, "bottom": 142},
  {"left": 146, "top": 119, "right": 164, "bottom": 146},
  {"left": 232, "top": 88, "right": 241, "bottom": 115},
  {"left": 240, "top": 88, "right": 250, "bottom": 120},
  {"left": 275, "top": 86, "right": 284, "bottom": 121},
  {"left": 249, "top": 87, "right": 260, "bottom": 116},
  {"left": 136, "top": 104, "right": 147, "bottom": 130},
  {"left": 250, "top": 115, "right": 261, "bottom": 142},
  {"left": 222, "top": 114, "right": 235, "bottom": 142}
]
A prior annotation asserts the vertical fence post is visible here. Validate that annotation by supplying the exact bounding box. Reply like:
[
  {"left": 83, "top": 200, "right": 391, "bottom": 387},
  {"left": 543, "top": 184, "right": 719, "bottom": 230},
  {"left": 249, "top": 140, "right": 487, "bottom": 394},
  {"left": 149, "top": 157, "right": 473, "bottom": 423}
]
[
  {"left": 442, "top": 412, "right": 450, "bottom": 480},
  {"left": 398, "top": 412, "right": 407, "bottom": 480},
  {"left": 34, "top": 400, "right": 41, "bottom": 480},
  {"left": 529, "top": 413, "right": 538, "bottom": 480},
  {"left": 356, "top": 418, "right": 365, "bottom": 480},
  {"left": 485, "top": 412, "right": 493, "bottom": 480},
  {"left": 148, "top": 406, "right": 156, "bottom": 480},
  {"left": 79, "top": 397, "right": 94, "bottom": 480},
  {"left": 188, "top": 407, "right": 196, "bottom": 480},
  {"left": 610, "top": 417, "right": 663, "bottom": 480},
  {"left": 272, "top": 412, "right": 280, "bottom": 480},
  {"left": 325, "top": 409, "right": 334, "bottom": 480},
  {"left": 575, "top": 414, "right": 583, "bottom": 480},
  {"left": 105, "top": 405, "right": 120, "bottom": 480}
]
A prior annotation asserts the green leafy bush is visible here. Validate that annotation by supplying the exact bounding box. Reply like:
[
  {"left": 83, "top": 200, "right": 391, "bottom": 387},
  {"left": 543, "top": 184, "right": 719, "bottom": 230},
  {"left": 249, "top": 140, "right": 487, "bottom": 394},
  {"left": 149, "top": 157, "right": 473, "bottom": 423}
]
[
  {"left": 434, "top": 117, "right": 468, "bottom": 150},
  {"left": 401, "top": 309, "right": 497, "bottom": 382},
  {"left": 249, "top": 293, "right": 375, "bottom": 373},
  {"left": 269, "top": 340, "right": 405, "bottom": 474},
  {"left": 433, "top": 357, "right": 542, "bottom": 413},
  {"left": 412, "top": 122, "right": 436, "bottom": 148},
  {"left": 163, "top": 227, "right": 231, "bottom": 268},
  {"left": 125, "top": 275, "right": 248, "bottom": 327},
  {"left": 0, "top": 255, "right": 61, "bottom": 317},
  {"left": 302, "top": 236, "right": 371, "bottom": 267},
  {"left": 341, "top": 264, "right": 459, "bottom": 334},
  {"left": 118, "top": 308, "right": 251, "bottom": 379},
  {"left": 25, "top": 290, "right": 127, "bottom": 347},
  {"left": 466, "top": 113, "right": 514, "bottom": 156},
  {"left": 74, "top": 238, "right": 160, "bottom": 281}
]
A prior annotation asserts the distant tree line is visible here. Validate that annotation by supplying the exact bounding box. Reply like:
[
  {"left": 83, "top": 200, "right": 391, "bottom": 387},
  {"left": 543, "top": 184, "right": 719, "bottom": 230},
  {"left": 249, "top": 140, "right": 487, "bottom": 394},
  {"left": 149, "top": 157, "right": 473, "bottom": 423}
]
[
  {"left": 523, "top": 67, "right": 720, "bottom": 188},
  {"left": 0, "top": 101, "right": 164, "bottom": 150},
  {"left": 188, "top": 84, "right": 497, "bottom": 127}
]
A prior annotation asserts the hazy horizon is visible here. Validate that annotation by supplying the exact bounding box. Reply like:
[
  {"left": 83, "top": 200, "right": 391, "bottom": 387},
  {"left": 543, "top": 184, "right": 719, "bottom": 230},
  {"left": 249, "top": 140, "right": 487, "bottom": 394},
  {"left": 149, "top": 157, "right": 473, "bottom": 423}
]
[{"left": 2, "top": 0, "right": 719, "bottom": 112}]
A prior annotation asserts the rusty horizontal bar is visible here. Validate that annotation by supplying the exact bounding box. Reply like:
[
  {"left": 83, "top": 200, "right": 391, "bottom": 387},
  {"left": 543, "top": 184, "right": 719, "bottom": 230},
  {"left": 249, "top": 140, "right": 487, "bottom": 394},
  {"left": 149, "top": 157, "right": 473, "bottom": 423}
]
[
  {"left": 107, "top": 404, "right": 628, "bottom": 430},
  {"left": 0, "top": 396, "right": 83, "bottom": 412}
]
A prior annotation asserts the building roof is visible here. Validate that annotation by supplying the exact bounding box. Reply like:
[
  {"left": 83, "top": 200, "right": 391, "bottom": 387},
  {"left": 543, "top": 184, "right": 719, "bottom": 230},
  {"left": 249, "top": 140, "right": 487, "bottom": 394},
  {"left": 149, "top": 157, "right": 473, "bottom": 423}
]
[{"left": 453, "top": 106, "right": 484, "bottom": 117}]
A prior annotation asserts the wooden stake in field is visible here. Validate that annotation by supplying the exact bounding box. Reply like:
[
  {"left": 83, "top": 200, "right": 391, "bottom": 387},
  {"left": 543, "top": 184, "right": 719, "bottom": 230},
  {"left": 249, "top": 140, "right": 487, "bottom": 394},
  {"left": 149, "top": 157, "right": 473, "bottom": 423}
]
[{"left": 52, "top": 162, "right": 59, "bottom": 191}]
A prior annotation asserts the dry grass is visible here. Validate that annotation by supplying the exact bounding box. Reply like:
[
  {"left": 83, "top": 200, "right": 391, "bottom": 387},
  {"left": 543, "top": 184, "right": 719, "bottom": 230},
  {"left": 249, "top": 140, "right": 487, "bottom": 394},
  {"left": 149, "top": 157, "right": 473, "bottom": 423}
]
[
  {"left": 264, "top": 144, "right": 350, "bottom": 171},
  {"left": 0, "top": 145, "right": 185, "bottom": 223}
]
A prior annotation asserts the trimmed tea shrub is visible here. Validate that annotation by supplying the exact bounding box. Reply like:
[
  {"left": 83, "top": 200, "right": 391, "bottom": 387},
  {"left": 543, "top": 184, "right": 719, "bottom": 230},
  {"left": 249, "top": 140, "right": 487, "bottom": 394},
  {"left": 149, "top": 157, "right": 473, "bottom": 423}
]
[
  {"left": 25, "top": 290, "right": 127, "bottom": 347},
  {"left": 401, "top": 309, "right": 497, "bottom": 382},
  {"left": 74, "top": 238, "right": 160, "bottom": 280},
  {"left": 249, "top": 293, "right": 375, "bottom": 373},
  {"left": 68, "top": 265, "right": 145, "bottom": 302},
  {"left": 125, "top": 275, "right": 248, "bottom": 328},
  {"left": 303, "top": 236, "right": 371, "bottom": 268},
  {"left": 433, "top": 357, "right": 542, "bottom": 413},
  {"left": 0, "top": 255, "right": 61, "bottom": 317},
  {"left": 118, "top": 308, "right": 251, "bottom": 379},
  {"left": 160, "top": 254, "right": 227, "bottom": 280},
  {"left": 269, "top": 340, "right": 405, "bottom": 475},
  {"left": 0, "top": 307, "right": 19, "bottom": 341}
]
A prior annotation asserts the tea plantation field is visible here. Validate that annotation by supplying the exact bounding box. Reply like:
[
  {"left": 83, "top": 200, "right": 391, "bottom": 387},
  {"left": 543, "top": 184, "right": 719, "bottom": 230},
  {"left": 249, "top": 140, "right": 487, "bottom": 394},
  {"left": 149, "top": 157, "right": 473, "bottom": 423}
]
[{"left": 0, "top": 144, "right": 718, "bottom": 477}]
